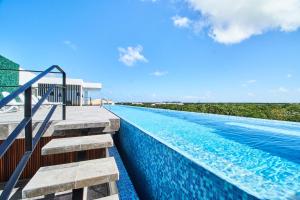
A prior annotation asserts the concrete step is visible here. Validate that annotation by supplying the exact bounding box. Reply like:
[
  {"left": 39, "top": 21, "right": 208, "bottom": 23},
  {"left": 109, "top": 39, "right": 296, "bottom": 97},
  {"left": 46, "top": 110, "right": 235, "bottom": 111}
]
[
  {"left": 54, "top": 119, "right": 110, "bottom": 131},
  {"left": 22, "top": 157, "right": 119, "bottom": 199},
  {"left": 95, "top": 194, "right": 119, "bottom": 200},
  {"left": 41, "top": 134, "right": 113, "bottom": 155}
]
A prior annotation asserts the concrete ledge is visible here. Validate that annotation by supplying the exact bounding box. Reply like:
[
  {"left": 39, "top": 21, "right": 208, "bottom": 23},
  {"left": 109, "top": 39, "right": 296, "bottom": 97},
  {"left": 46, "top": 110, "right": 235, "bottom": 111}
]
[
  {"left": 54, "top": 120, "right": 109, "bottom": 131},
  {"left": 42, "top": 134, "right": 114, "bottom": 155},
  {"left": 0, "top": 106, "right": 120, "bottom": 140},
  {"left": 95, "top": 194, "right": 119, "bottom": 200},
  {"left": 22, "top": 157, "right": 119, "bottom": 198}
]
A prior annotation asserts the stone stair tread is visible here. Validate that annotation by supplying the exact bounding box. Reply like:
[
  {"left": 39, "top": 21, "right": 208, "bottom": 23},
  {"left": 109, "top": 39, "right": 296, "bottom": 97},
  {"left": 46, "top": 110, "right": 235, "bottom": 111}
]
[
  {"left": 54, "top": 120, "right": 110, "bottom": 131},
  {"left": 41, "top": 134, "right": 114, "bottom": 155},
  {"left": 95, "top": 194, "right": 119, "bottom": 200},
  {"left": 22, "top": 157, "right": 119, "bottom": 199}
]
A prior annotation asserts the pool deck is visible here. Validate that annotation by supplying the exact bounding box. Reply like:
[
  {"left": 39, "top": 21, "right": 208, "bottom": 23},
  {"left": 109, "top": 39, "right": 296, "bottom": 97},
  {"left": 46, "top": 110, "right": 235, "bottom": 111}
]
[{"left": 0, "top": 106, "right": 120, "bottom": 140}]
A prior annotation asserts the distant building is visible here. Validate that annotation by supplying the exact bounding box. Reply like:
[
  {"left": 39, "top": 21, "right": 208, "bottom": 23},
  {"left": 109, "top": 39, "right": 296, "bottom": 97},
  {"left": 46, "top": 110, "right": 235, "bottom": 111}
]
[
  {"left": 101, "top": 99, "right": 115, "bottom": 105},
  {"left": 19, "top": 69, "right": 101, "bottom": 106},
  {"left": 86, "top": 98, "right": 114, "bottom": 106},
  {"left": 133, "top": 102, "right": 143, "bottom": 105}
]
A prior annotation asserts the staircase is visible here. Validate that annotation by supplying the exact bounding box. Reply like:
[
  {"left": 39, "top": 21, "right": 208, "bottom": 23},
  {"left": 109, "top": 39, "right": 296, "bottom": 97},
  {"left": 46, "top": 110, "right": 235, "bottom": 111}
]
[
  {"left": 0, "top": 66, "right": 120, "bottom": 200},
  {"left": 23, "top": 132, "right": 120, "bottom": 199}
]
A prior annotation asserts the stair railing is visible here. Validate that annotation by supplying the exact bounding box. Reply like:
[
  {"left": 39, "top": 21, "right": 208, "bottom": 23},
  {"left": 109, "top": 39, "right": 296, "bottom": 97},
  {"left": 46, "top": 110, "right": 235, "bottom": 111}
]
[{"left": 0, "top": 65, "right": 66, "bottom": 199}]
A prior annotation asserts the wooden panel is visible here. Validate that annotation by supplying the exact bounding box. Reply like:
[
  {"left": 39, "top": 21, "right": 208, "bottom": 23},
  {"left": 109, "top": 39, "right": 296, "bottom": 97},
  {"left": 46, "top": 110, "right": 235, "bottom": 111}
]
[{"left": 0, "top": 136, "right": 106, "bottom": 182}]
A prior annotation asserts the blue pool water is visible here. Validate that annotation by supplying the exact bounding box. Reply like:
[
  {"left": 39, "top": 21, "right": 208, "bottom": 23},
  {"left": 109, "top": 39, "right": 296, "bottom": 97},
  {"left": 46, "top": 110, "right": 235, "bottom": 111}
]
[{"left": 107, "top": 105, "right": 300, "bottom": 199}]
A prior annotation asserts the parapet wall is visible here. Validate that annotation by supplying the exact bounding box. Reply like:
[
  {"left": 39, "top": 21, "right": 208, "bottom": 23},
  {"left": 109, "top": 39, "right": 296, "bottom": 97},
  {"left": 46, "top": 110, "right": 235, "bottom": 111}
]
[{"left": 115, "top": 119, "right": 259, "bottom": 200}]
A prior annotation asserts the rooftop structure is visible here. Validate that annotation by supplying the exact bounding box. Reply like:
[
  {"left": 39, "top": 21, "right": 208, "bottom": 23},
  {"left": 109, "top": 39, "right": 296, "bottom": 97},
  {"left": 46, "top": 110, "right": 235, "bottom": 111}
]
[{"left": 19, "top": 68, "right": 102, "bottom": 106}]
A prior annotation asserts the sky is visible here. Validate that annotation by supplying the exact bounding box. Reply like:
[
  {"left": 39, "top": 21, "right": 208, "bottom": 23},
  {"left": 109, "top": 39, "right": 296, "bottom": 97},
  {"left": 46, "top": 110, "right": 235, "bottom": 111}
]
[{"left": 0, "top": 0, "right": 300, "bottom": 102}]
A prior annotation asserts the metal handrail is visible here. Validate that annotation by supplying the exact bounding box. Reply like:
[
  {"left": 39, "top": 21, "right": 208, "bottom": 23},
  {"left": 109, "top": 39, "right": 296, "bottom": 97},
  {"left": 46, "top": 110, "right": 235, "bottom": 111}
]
[
  {"left": 0, "top": 65, "right": 66, "bottom": 200},
  {"left": 0, "top": 68, "right": 62, "bottom": 74},
  {"left": 0, "top": 65, "right": 65, "bottom": 109}
]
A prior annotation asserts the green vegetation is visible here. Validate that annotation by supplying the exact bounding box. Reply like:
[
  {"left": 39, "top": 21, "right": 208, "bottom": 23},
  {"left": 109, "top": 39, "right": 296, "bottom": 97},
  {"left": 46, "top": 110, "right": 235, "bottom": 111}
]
[{"left": 119, "top": 103, "right": 300, "bottom": 122}]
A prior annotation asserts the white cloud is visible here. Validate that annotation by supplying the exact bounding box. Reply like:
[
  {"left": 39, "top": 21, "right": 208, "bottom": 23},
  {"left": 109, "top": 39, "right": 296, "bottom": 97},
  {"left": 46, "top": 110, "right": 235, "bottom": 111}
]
[
  {"left": 242, "top": 79, "right": 257, "bottom": 87},
  {"left": 247, "top": 92, "right": 255, "bottom": 97},
  {"left": 184, "top": 0, "right": 300, "bottom": 44},
  {"left": 141, "top": 0, "right": 158, "bottom": 2},
  {"left": 183, "top": 91, "right": 213, "bottom": 101},
  {"left": 247, "top": 80, "right": 257, "bottom": 84},
  {"left": 63, "top": 40, "right": 77, "bottom": 50},
  {"left": 172, "top": 15, "right": 192, "bottom": 28},
  {"left": 278, "top": 86, "right": 289, "bottom": 93},
  {"left": 118, "top": 45, "right": 148, "bottom": 66},
  {"left": 269, "top": 86, "right": 290, "bottom": 94},
  {"left": 287, "top": 74, "right": 292, "bottom": 78},
  {"left": 150, "top": 70, "right": 168, "bottom": 76}
]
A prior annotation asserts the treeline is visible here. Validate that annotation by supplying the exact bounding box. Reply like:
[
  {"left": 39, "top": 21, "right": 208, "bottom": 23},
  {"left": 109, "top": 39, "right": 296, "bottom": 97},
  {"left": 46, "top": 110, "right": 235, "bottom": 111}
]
[{"left": 119, "top": 103, "right": 300, "bottom": 122}]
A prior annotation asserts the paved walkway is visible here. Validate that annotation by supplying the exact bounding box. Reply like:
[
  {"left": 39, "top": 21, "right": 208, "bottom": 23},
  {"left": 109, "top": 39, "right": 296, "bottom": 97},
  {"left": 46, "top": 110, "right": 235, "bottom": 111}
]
[
  {"left": 0, "top": 106, "right": 119, "bottom": 140},
  {"left": 0, "top": 106, "right": 117, "bottom": 123}
]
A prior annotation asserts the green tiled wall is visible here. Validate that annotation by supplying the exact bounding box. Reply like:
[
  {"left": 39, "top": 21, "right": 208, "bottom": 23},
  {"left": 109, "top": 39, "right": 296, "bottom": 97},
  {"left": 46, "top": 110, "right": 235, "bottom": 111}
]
[{"left": 0, "top": 55, "right": 19, "bottom": 99}]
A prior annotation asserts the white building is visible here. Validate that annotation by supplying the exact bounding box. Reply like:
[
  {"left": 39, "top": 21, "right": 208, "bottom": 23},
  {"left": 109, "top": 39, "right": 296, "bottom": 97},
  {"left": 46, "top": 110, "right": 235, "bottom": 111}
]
[{"left": 19, "top": 68, "right": 102, "bottom": 106}]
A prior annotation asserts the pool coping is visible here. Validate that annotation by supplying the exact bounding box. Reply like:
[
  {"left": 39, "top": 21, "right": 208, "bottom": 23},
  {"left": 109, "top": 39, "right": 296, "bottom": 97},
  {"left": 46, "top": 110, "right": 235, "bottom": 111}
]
[
  {"left": 121, "top": 105, "right": 300, "bottom": 127},
  {"left": 104, "top": 107, "right": 264, "bottom": 199}
]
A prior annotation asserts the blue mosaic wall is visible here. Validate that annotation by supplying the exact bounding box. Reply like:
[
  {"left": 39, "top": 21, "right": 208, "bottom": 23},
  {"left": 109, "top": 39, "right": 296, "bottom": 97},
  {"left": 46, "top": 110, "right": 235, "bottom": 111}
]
[
  {"left": 115, "top": 119, "right": 259, "bottom": 200},
  {"left": 109, "top": 146, "right": 139, "bottom": 200}
]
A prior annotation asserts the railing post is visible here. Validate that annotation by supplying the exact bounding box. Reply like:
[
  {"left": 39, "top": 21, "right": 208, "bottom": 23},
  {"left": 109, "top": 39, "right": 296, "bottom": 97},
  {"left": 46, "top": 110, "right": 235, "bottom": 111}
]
[
  {"left": 62, "top": 72, "right": 67, "bottom": 120},
  {"left": 24, "top": 87, "right": 32, "bottom": 151}
]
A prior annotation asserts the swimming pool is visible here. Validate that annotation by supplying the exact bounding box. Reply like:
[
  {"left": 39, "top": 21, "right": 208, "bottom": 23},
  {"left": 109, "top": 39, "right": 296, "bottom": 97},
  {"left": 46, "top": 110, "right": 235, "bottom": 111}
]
[{"left": 107, "top": 105, "right": 300, "bottom": 199}]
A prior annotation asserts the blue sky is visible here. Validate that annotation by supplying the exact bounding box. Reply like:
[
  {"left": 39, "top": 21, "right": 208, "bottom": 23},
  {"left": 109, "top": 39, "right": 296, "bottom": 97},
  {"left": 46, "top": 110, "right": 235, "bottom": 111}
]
[{"left": 0, "top": 0, "right": 300, "bottom": 102}]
